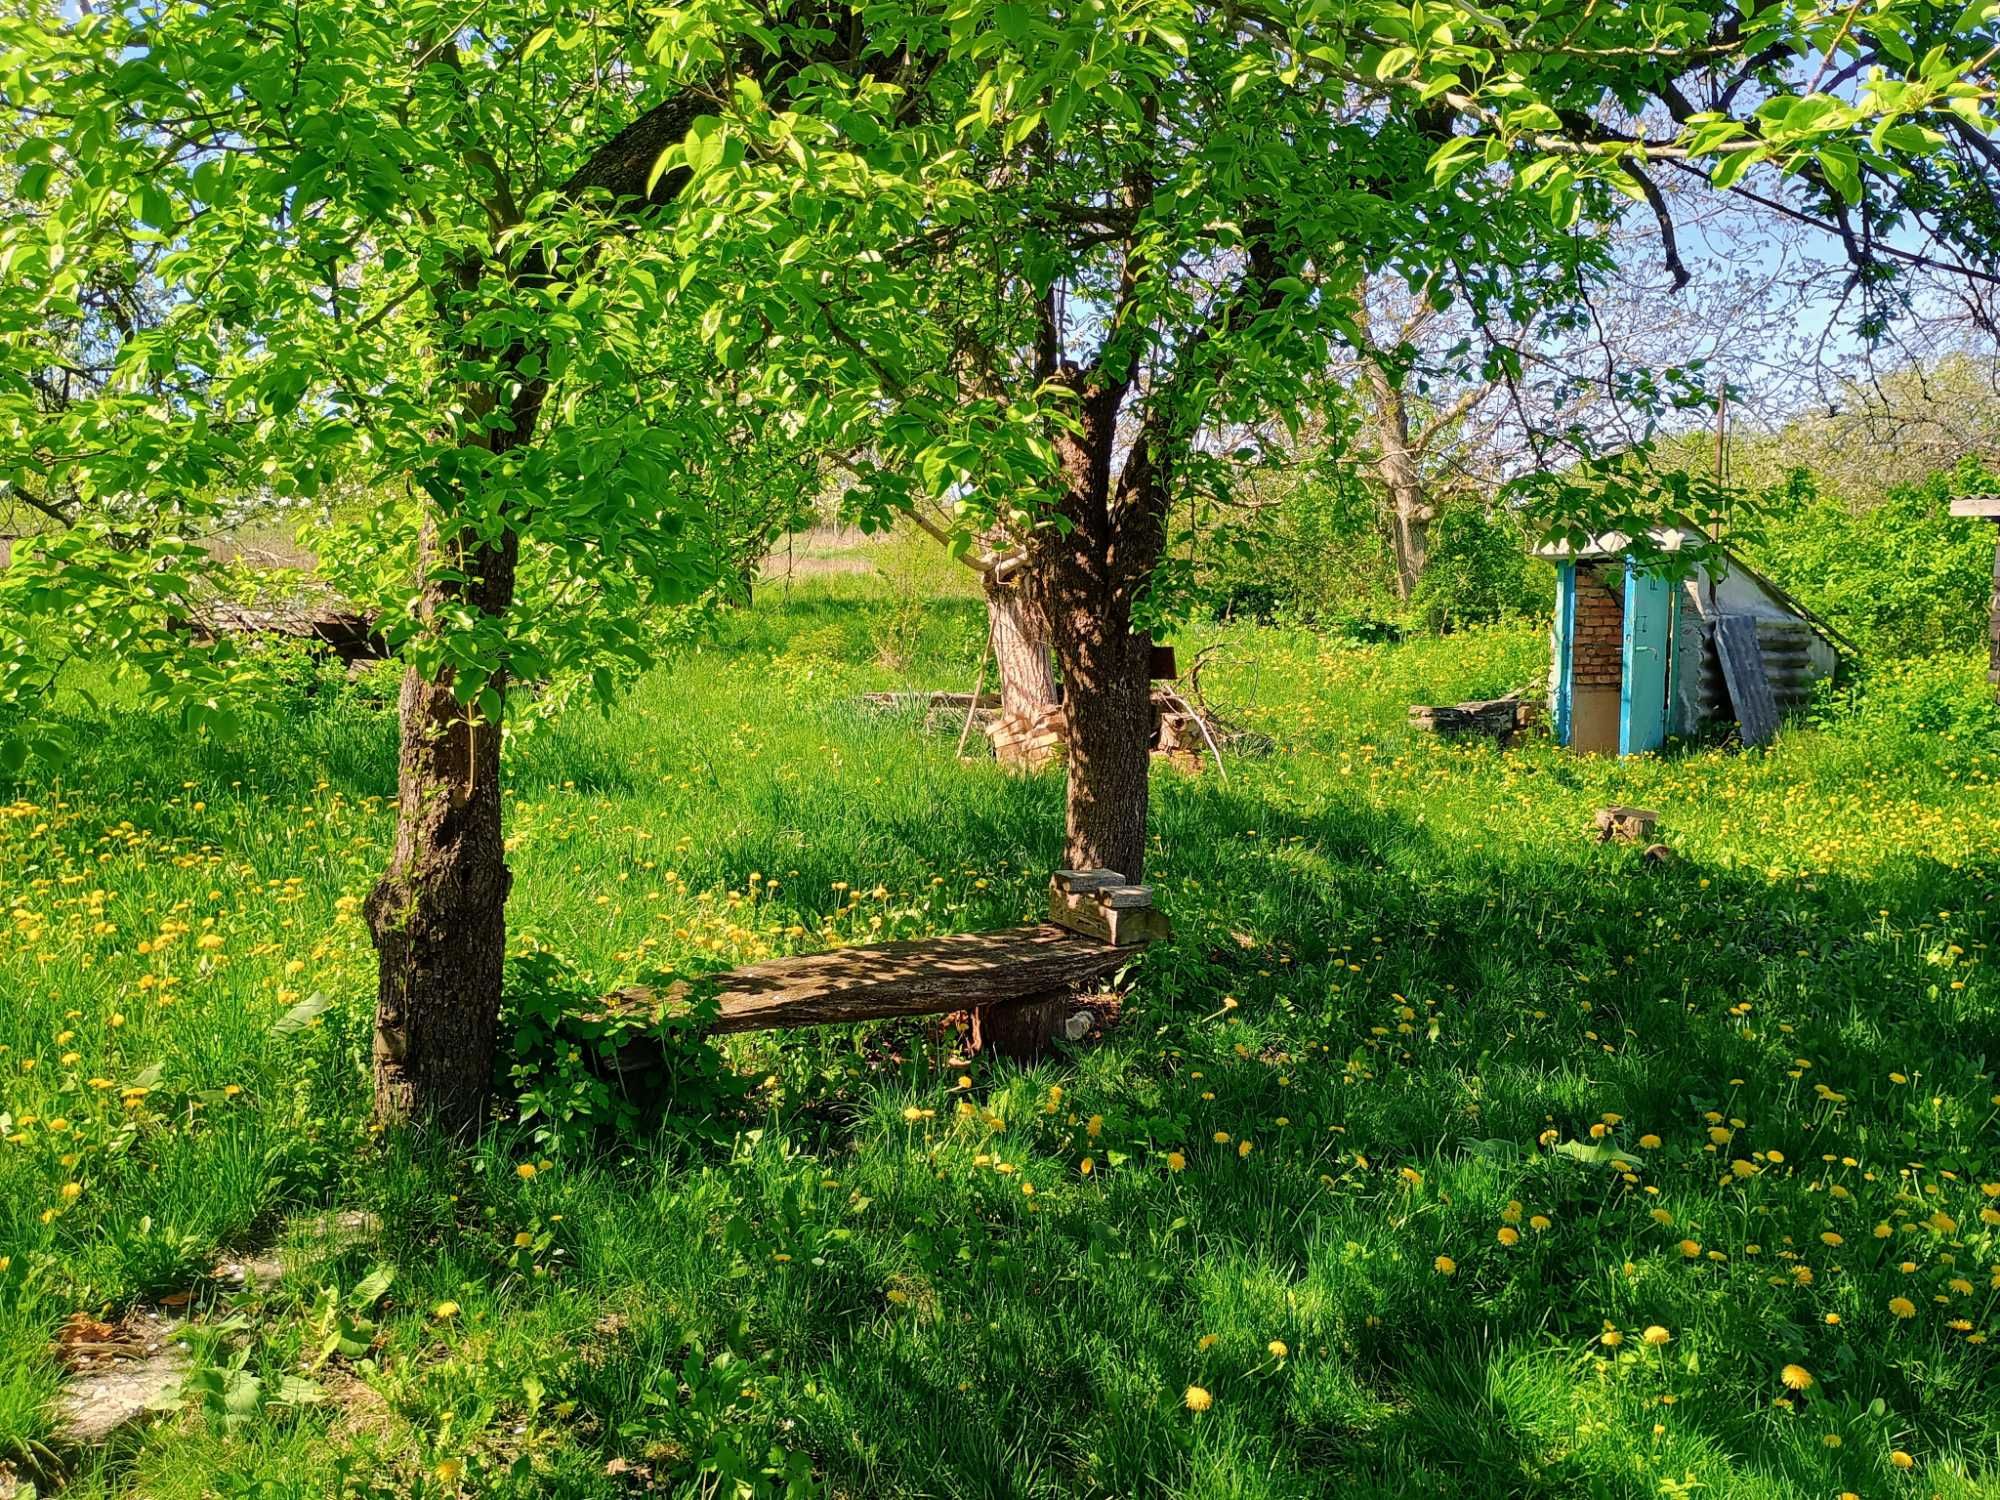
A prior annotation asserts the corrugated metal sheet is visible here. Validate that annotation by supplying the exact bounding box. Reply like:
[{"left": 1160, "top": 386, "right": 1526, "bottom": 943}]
[{"left": 1714, "top": 614, "right": 1781, "bottom": 747}]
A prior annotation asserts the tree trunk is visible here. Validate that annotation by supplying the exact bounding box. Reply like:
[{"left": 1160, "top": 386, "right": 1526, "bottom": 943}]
[
  {"left": 364, "top": 529, "right": 519, "bottom": 1135},
  {"left": 985, "top": 573, "right": 1059, "bottom": 720},
  {"left": 1049, "top": 612, "right": 1153, "bottom": 878},
  {"left": 1033, "top": 383, "right": 1163, "bottom": 881},
  {"left": 362, "top": 348, "right": 541, "bottom": 1134},
  {"left": 1986, "top": 523, "right": 2000, "bottom": 703},
  {"left": 1365, "top": 361, "right": 1432, "bottom": 601}
]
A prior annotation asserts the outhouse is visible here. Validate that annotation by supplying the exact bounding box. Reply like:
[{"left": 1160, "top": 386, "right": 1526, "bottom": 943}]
[{"left": 1537, "top": 530, "right": 1848, "bottom": 755}]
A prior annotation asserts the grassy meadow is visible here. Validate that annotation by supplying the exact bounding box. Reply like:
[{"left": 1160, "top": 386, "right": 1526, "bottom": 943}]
[{"left": 3, "top": 542, "right": 2000, "bottom": 1498}]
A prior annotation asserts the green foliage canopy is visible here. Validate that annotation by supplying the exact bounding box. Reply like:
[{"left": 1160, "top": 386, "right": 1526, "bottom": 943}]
[{"left": 0, "top": 0, "right": 1995, "bottom": 762}]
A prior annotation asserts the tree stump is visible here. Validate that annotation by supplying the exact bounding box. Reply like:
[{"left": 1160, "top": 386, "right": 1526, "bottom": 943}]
[
  {"left": 1594, "top": 806, "right": 1660, "bottom": 843},
  {"left": 971, "top": 992, "right": 1070, "bottom": 1060}
]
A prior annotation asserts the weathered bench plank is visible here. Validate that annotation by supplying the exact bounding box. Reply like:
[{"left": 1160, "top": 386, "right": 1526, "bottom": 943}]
[{"left": 606, "top": 923, "right": 1134, "bottom": 1036}]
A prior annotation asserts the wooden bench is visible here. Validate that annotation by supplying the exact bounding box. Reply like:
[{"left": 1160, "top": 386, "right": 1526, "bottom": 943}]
[{"left": 602, "top": 871, "right": 1168, "bottom": 1059}]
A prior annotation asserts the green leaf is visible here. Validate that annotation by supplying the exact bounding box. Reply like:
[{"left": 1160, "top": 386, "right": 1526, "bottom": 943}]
[
  {"left": 1817, "top": 144, "right": 1862, "bottom": 203},
  {"left": 1709, "top": 146, "right": 1760, "bottom": 190},
  {"left": 270, "top": 991, "right": 333, "bottom": 1038},
  {"left": 684, "top": 117, "right": 725, "bottom": 178},
  {"left": 350, "top": 1264, "right": 395, "bottom": 1309}
]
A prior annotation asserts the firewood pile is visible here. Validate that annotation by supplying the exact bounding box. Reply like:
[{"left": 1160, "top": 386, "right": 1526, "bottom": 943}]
[
  {"left": 867, "top": 645, "right": 1263, "bottom": 774},
  {"left": 988, "top": 703, "right": 1069, "bottom": 767},
  {"left": 987, "top": 691, "right": 1257, "bottom": 773},
  {"left": 1407, "top": 694, "right": 1539, "bottom": 747}
]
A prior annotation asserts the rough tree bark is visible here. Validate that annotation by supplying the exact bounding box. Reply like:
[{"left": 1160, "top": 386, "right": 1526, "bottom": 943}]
[
  {"left": 364, "top": 531, "right": 519, "bottom": 1132},
  {"left": 363, "top": 78, "right": 710, "bottom": 1133},
  {"left": 1364, "top": 359, "right": 1432, "bottom": 601},
  {"left": 985, "top": 571, "right": 1060, "bottom": 720},
  {"left": 1033, "top": 379, "right": 1164, "bottom": 881}
]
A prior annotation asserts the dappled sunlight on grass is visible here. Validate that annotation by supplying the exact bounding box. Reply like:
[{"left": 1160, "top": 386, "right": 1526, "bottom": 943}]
[{"left": 2, "top": 588, "right": 1998, "bottom": 1496}]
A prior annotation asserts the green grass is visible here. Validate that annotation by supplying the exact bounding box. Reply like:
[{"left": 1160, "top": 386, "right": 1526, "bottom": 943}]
[{"left": 3, "top": 571, "right": 2000, "bottom": 1498}]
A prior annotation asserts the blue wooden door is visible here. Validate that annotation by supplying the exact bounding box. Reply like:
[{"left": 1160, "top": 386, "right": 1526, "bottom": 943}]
[
  {"left": 1619, "top": 561, "right": 1672, "bottom": 754},
  {"left": 1553, "top": 563, "right": 1577, "bottom": 747}
]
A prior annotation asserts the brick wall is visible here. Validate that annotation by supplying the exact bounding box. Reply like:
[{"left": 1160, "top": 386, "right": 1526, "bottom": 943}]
[{"left": 1572, "top": 564, "right": 1624, "bottom": 689}]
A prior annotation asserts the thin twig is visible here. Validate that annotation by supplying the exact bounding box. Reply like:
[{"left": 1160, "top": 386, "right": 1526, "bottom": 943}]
[{"left": 955, "top": 635, "right": 993, "bottom": 760}]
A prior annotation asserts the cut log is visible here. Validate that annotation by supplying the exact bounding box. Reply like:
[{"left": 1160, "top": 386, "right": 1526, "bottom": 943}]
[
  {"left": 1408, "top": 694, "right": 1535, "bottom": 746},
  {"left": 185, "top": 598, "right": 387, "bottom": 664},
  {"left": 602, "top": 925, "right": 1135, "bottom": 1042},
  {"left": 970, "top": 991, "right": 1070, "bottom": 1059}
]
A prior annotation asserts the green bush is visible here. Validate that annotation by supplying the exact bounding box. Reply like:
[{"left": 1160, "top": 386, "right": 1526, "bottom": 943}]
[
  {"left": 1805, "top": 650, "right": 2000, "bottom": 750},
  {"left": 1197, "top": 465, "right": 1400, "bottom": 626},
  {"left": 1408, "top": 497, "right": 1550, "bottom": 633},
  {"left": 1748, "top": 461, "right": 1998, "bottom": 658},
  {"left": 1196, "top": 475, "right": 1546, "bottom": 633}
]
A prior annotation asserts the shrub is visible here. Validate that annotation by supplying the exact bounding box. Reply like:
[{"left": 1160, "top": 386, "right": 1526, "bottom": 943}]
[
  {"left": 1805, "top": 651, "right": 2000, "bottom": 750},
  {"left": 1408, "top": 497, "right": 1549, "bottom": 633},
  {"left": 1749, "top": 461, "right": 1998, "bottom": 658},
  {"left": 502, "top": 950, "right": 747, "bottom": 1153}
]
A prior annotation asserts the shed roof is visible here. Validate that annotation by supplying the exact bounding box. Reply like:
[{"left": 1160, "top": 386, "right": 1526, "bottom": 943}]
[{"left": 1531, "top": 526, "right": 1705, "bottom": 562}]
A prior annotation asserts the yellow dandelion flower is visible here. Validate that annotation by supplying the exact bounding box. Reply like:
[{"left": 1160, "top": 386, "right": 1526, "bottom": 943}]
[
  {"left": 1779, "top": 1364, "right": 1814, "bottom": 1392},
  {"left": 1184, "top": 1385, "right": 1213, "bottom": 1412},
  {"left": 1642, "top": 1326, "right": 1671, "bottom": 1347},
  {"left": 1433, "top": 1255, "right": 1456, "bottom": 1276},
  {"left": 1889, "top": 1296, "right": 1917, "bottom": 1319},
  {"left": 1267, "top": 1340, "right": 1288, "bottom": 1359}
]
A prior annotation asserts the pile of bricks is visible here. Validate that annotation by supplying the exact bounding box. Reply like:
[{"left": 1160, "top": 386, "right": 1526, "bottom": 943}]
[
  {"left": 1408, "top": 695, "right": 1539, "bottom": 746},
  {"left": 1571, "top": 565, "right": 1625, "bottom": 689}
]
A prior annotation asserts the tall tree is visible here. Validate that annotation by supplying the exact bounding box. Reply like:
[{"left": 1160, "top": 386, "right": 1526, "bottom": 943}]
[
  {"left": 0, "top": 3, "right": 842, "bottom": 1130},
  {"left": 3, "top": 0, "right": 1997, "bottom": 1132},
  {"left": 681, "top": 0, "right": 2000, "bottom": 880}
]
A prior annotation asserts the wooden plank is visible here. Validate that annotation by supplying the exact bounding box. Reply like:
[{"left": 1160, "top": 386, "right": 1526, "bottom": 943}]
[
  {"left": 603, "top": 925, "right": 1133, "bottom": 1036},
  {"left": 1052, "top": 868, "right": 1123, "bottom": 895},
  {"left": 1714, "top": 613, "right": 1781, "bottom": 747}
]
